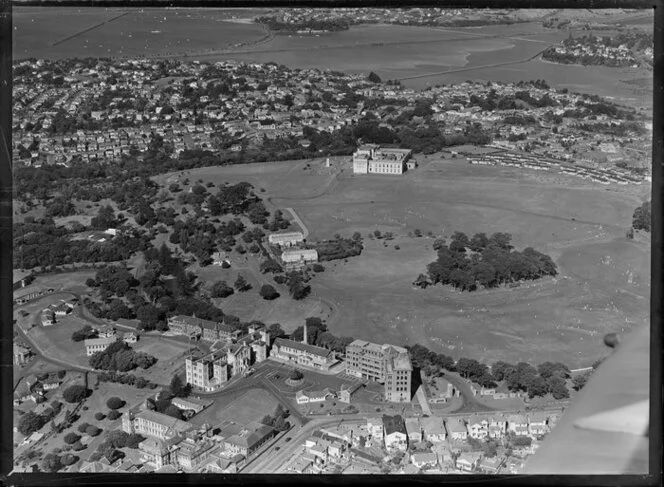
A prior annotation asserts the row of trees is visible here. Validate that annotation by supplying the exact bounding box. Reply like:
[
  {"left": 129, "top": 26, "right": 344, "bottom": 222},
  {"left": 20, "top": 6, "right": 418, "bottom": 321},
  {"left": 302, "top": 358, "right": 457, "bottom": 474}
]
[
  {"left": 314, "top": 235, "right": 364, "bottom": 261},
  {"left": 424, "top": 232, "right": 557, "bottom": 291},
  {"left": 632, "top": 200, "right": 651, "bottom": 232}
]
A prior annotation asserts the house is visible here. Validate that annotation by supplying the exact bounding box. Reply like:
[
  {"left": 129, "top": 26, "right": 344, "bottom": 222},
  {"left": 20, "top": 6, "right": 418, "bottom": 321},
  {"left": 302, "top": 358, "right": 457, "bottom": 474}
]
[
  {"left": 404, "top": 418, "right": 422, "bottom": 443},
  {"left": 97, "top": 325, "right": 117, "bottom": 339},
  {"left": 455, "top": 452, "right": 481, "bottom": 472},
  {"left": 410, "top": 452, "right": 439, "bottom": 469},
  {"left": 383, "top": 414, "right": 408, "bottom": 451},
  {"left": 14, "top": 343, "right": 32, "bottom": 366},
  {"left": 337, "top": 382, "right": 362, "bottom": 404},
  {"left": 478, "top": 456, "right": 505, "bottom": 474},
  {"left": 446, "top": 417, "right": 468, "bottom": 440},
  {"left": 271, "top": 338, "right": 336, "bottom": 372},
  {"left": 41, "top": 378, "right": 61, "bottom": 391},
  {"left": 281, "top": 249, "right": 318, "bottom": 270},
  {"left": 528, "top": 412, "right": 549, "bottom": 435},
  {"left": 84, "top": 337, "right": 118, "bottom": 356},
  {"left": 507, "top": 414, "right": 530, "bottom": 436},
  {"left": 420, "top": 416, "right": 447, "bottom": 443},
  {"left": 289, "top": 456, "right": 314, "bottom": 473},
  {"left": 466, "top": 415, "right": 489, "bottom": 439},
  {"left": 366, "top": 417, "right": 384, "bottom": 443},
  {"left": 170, "top": 396, "right": 212, "bottom": 415},
  {"left": 41, "top": 309, "right": 55, "bottom": 326},
  {"left": 122, "top": 331, "right": 138, "bottom": 344}
]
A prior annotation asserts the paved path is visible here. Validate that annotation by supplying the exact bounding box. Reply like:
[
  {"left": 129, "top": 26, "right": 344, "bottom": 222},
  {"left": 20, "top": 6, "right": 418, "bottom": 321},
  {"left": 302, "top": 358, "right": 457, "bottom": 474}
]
[
  {"left": 415, "top": 385, "right": 433, "bottom": 416},
  {"left": 283, "top": 207, "right": 309, "bottom": 238}
]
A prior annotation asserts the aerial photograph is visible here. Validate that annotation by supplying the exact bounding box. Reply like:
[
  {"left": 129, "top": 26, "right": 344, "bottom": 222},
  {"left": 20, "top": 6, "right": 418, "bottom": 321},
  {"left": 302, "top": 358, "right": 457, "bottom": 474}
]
[{"left": 9, "top": 5, "right": 653, "bottom": 478}]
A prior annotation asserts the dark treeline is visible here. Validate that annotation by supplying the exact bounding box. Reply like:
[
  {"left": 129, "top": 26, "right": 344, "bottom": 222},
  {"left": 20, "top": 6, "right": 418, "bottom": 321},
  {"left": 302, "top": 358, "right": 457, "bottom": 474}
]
[
  {"left": 632, "top": 200, "right": 651, "bottom": 232},
  {"left": 423, "top": 231, "right": 557, "bottom": 292}
]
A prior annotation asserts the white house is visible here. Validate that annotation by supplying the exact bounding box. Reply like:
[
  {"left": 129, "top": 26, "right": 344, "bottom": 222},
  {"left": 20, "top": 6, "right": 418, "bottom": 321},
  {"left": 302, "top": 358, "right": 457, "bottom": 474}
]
[
  {"left": 85, "top": 336, "right": 118, "bottom": 356},
  {"left": 420, "top": 416, "right": 447, "bottom": 443}
]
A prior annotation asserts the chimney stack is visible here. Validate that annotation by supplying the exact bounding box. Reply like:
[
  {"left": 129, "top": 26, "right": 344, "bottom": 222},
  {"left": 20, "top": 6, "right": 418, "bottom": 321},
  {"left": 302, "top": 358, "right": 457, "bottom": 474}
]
[{"left": 303, "top": 323, "right": 308, "bottom": 345}]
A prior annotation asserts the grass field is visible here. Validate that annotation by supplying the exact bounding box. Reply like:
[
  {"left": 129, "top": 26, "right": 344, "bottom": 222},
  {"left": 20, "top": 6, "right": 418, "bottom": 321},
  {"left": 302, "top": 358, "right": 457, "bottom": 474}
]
[
  {"left": 189, "top": 388, "right": 281, "bottom": 427},
  {"left": 131, "top": 337, "right": 191, "bottom": 385},
  {"left": 155, "top": 154, "right": 650, "bottom": 369}
]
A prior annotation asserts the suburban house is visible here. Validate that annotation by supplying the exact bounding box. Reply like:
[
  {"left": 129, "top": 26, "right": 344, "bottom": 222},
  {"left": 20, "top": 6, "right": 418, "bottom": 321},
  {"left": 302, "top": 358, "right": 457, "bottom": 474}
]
[
  {"left": 97, "top": 325, "right": 117, "bottom": 339},
  {"left": 410, "top": 452, "right": 439, "bottom": 470},
  {"left": 507, "top": 414, "right": 530, "bottom": 436},
  {"left": 383, "top": 415, "right": 408, "bottom": 452},
  {"left": 405, "top": 418, "right": 422, "bottom": 443},
  {"left": 84, "top": 336, "right": 118, "bottom": 356},
  {"left": 13, "top": 343, "right": 32, "bottom": 366},
  {"left": 41, "top": 309, "right": 55, "bottom": 326},
  {"left": 455, "top": 452, "right": 482, "bottom": 472},
  {"left": 478, "top": 456, "right": 505, "bottom": 474},
  {"left": 466, "top": 415, "right": 489, "bottom": 440},
  {"left": 528, "top": 412, "right": 549, "bottom": 435},
  {"left": 488, "top": 415, "right": 508, "bottom": 438},
  {"left": 366, "top": 417, "right": 384, "bottom": 443},
  {"left": 122, "top": 331, "right": 138, "bottom": 344},
  {"left": 446, "top": 417, "right": 468, "bottom": 440},
  {"left": 420, "top": 416, "right": 447, "bottom": 443},
  {"left": 170, "top": 396, "right": 212, "bottom": 415}
]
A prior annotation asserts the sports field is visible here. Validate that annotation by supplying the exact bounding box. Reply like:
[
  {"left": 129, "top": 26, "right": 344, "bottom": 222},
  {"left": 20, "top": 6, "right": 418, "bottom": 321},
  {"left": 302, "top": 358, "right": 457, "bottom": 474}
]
[
  {"left": 189, "top": 388, "right": 281, "bottom": 427},
  {"left": 158, "top": 154, "right": 650, "bottom": 369}
]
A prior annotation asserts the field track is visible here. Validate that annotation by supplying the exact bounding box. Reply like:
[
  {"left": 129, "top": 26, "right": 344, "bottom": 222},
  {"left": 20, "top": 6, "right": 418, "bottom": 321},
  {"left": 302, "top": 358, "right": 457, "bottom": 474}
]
[{"left": 51, "top": 10, "right": 130, "bottom": 47}]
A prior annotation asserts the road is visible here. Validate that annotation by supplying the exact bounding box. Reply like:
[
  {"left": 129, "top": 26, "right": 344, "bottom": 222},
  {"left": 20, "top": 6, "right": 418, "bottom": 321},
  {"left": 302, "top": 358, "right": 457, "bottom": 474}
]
[{"left": 283, "top": 207, "right": 309, "bottom": 238}]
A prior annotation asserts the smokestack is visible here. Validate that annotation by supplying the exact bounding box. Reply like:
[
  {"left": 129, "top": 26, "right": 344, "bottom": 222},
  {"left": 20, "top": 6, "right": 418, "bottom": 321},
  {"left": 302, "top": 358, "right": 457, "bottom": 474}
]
[{"left": 303, "top": 323, "right": 308, "bottom": 345}]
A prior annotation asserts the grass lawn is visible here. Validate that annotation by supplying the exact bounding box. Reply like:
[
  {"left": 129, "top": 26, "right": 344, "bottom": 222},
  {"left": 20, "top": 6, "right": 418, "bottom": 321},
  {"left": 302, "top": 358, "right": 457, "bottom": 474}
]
[
  {"left": 20, "top": 307, "right": 92, "bottom": 368},
  {"left": 189, "top": 388, "right": 281, "bottom": 427},
  {"left": 130, "top": 337, "right": 191, "bottom": 386},
  {"left": 155, "top": 153, "right": 649, "bottom": 368}
]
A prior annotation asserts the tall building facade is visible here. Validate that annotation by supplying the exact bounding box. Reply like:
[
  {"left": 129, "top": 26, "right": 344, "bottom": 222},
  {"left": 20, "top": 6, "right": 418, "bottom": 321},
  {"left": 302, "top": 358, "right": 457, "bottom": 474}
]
[{"left": 345, "top": 340, "right": 413, "bottom": 402}]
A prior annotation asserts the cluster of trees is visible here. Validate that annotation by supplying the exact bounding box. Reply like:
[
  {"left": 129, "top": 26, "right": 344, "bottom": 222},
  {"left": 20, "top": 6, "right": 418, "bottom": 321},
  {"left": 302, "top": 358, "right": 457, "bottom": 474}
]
[
  {"left": 315, "top": 235, "right": 363, "bottom": 262},
  {"left": 289, "top": 317, "right": 355, "bottom": 353},
  {"left": 88, "top": 430, "right": 145, "bottom": 464},
  {"left": 17, "top": 410, "right": 50, "bottom": 436},
  {"left": 632, "top": 200, "right": 651, "bottom": 232},
  {"left": 41, "top": 452, "right": 79, "bottom": 472},
  {"left": 424, "top": 232, "right": 557, "bottom": 291},
  {"left": 407, "top": 342, "right": 572, "bottom": 399},
  {"left": 13, "top": 219, "right": 151, "bottom": 270},
  {"left": 71, "top": 325, "right": 99, "bottom": 342},
  {"left": 144, "top": 376, "right": 190, "bottom": 420},
  {"left": 285, "top": 271, "right": 311, "bottom": 300},
  {"left": 88, "top": 340, "right": 157, "bottom": 372},
  {"left": 543, "top": 32, "right": 653, "bottom": 67},
  {"left": 260, "top": 404, "right": 291, "bottom": 432}
]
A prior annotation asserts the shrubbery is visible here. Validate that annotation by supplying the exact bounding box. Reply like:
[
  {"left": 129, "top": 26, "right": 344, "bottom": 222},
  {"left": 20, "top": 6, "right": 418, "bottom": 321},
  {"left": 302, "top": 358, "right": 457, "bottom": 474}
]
[
  {"left": 62, "top": 384, "right": 89, "bottom": 403},
  {"left": 89, "top": 340, "right": 157, "bottom": 372},
  {"left": 63, "top": 432, "right": 81, "bottom": 445},
  {"left": 107, "top": 410, "right": 121, "bottom": 421},
  {"left": 106, "top": 397, "right": 125, "bottom": 410},
  {"left": 315, "top": 237, "right": 363, "bottom": 262}
]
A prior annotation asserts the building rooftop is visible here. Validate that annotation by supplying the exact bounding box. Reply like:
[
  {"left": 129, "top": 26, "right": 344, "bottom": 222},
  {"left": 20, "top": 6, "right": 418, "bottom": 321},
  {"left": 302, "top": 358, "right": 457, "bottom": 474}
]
[
  {"left": 83, "top": 337, "right": 118, "bottom": 347},
  {"left": 135, "top": 410, "right": 194, "bottom": 436},
  {"left": 382, "top": 414, "right": 407, "bottom": 436},
  {"left": 274, "top": 338, "right": 334, "bottom": 359}
]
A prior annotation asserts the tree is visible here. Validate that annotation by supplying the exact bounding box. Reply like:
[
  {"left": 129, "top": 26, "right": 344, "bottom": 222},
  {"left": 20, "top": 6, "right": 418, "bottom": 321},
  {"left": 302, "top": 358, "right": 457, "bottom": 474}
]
[
  {"left": 71, "top": 325, "right": 99, "bottom": 342},
  {"left": 572, "top": 372, "right": 590, "bottom": 391},
  {"left": 107, "top": 409, "right": 121, "bottom": 421},
  {"left": 170, "top": 374, "right": 189, "bottom": 398},
  {"left": 60, "top": 454, "right": 79, "bottom": 467},
  {"left": 64, "top": 432, "right": 81, "bottom": 445},
  {"left": 290, "top": 369, "right": 303, "bottom": 380},
  {"left": 632, "top": 200, "right": 651, "bottom": 232},
  {"left": 77, "top": 423, "right": 91, "bottom": 434},
  {"left": 94, "top": 412, "right": 106, "bottom": 421},
  {"left": 234, "top": 274, "right": 250, "bottom": 292},
  {"left": 41, "top": 453, "right": 63, "bottom": 472},
  {"left": 312, "top": 263, "right": 325, "bottom": 273},
  {"left": 17, "top": 411, "right": 47, "bottom": 436},
  {"left": 62, "top": 384, "right": 89, "bottom": 403},
  {"left": 86, "top": 425, "right": 102, "bottom": 436},
  {"left": 260, "top": 284, "right": 279, "bottom": 300},
  {"left": 537, "top": 361, "right": 571, "bottom": 380},
  {"left": 367, "top": 71, "right": 382, "bottom": 83},
  {"left": 547, "top": 375, "right": 570, "bottom": 399},
  {"left": 211, "top": 280, "right": 234, "bottom": 298},
  {"left": 526, "top": 376, "right": 549, "bottom": 398},
  {"left": 164, "top": 404, "right": 184, "bottom": 420},
  {"left": 106, "top": 397, "right": 125, "bottom": 410},
  {"left": 106, "top": 430, "right": 130, "bottom": 448}
]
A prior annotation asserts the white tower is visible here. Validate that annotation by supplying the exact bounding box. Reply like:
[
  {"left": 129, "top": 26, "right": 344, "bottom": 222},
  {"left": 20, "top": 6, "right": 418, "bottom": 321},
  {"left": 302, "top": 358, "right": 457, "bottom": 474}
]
[
  {"left": 326, "top": 157, "right": 330, "bottom": 168},
  {"left": 303, "top": 323, "right": 308, "bottom": 344}
]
